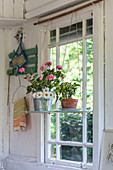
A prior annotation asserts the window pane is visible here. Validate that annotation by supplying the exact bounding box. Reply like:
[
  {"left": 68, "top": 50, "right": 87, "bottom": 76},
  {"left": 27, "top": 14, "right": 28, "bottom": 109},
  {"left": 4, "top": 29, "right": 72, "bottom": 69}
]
[
  {"left": 87, "top": 112, "right": 93, "bottom": 143},
  {"left": 60, "top": 146, "right": 83, "bottom": 162},
  {"left": 51, "top": 113, "right": 56, "bottom": 140},
  {"left": 60, "top": 22, "right": 82, "bottom": 42},
  {"left": 86, "top": 38, "right": 93, "bottom": 110},
  {"left": 60, "top": 41, "right": 83, "bottom": 109},
  {"left": 60, "top": 113, "right": 82, "bottom": 142},
  {"left": 87, "top": 147, "right": 93, "bottom": 163},
  {"left": 51, "top": 144, "right": 56, "bottom": 158},
  {"left": 86, "top": 38, "right": 93, "bottom": 143},
  {"left": 49, "top": 47, "right": 56, "bottom": 70},
  {"left": 50, "top": 30, "right": 56, "bottom": 44},
  {"left": 86, "top": 19, "right": 93, "bottom": 36}
]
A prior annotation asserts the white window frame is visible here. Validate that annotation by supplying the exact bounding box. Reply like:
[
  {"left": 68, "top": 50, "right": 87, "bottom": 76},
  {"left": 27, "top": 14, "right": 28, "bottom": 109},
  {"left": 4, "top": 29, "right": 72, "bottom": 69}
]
[
  {"left": 45, "top": 15, "right": 93, "bottom": 170},
  {"left": 37, "top": 2, "right": 104, "bottom": 170}
]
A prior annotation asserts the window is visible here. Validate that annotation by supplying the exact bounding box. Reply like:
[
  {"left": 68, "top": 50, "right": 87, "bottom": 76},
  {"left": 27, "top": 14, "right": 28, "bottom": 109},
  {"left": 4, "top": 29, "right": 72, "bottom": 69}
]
[{"left": 45, "top": 15, "right": 93, "bottom": 169}]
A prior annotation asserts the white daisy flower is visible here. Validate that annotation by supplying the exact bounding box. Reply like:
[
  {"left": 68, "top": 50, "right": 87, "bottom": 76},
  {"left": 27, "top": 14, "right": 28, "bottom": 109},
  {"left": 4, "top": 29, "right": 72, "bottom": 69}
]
[
  {"left": 32, "top": 92, "right": 37, "bottom": 98},
  {"left": 53, "top": 92, "right": 56, "bottom": 97},
  {"left": 44, "top": 92, "right": 50, "bottom": 99},
  {"left": 36, "top": 92, "right": 42, "bottom": 98},
  {"left": 43, "top": 88, "right": 49, "bottom": 93},
  {"left": 49, "top": 92, "right": 53, "bottom": 99}
]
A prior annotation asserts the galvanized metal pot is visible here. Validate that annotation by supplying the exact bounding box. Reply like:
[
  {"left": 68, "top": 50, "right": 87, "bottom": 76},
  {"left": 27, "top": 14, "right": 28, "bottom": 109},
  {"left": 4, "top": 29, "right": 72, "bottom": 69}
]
[{"left": 33, "top": 97, "right": 53, "bottom": 111}]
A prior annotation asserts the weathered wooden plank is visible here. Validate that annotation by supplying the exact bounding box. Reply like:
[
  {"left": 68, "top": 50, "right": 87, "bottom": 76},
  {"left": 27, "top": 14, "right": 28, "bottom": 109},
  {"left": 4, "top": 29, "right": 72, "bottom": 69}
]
[
  {"left": 7, "top": 66, "right": 37, "bottom": 75},
  {"left": 8, "top": 46, "right": 38, "bottom": 59},
  {"left": 14, "top": 0, "right": 23, "bottom": 19},
  {"left": 3, "top": 0, "right": 13, "bottom": 18},
  {"left": 27, "top": 56, "right": 38, "bottom": 64},
  {"left": 0, "top": 0, "right": 3, "bottom": 17},
  {"left": 25, "top": 0, "right": 80, "bottom": 19},
  {"left": 25, "top": 66, "right": 37, "bottom": 73},
  {"left": 24, "top": 46, "right": 38, "bottom": 56},
  {"left": 25, "top": 0, "right": 54, "bottom": 12},
  {"left": 0, "top": 30, "right": 5, "bottom": 155}
]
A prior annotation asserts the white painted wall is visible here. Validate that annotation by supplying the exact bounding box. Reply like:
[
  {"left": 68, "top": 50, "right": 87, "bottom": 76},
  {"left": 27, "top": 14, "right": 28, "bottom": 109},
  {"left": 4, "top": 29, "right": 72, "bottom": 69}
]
[
  {"left": 105, "top": 0, "right": 113, "bottom": 129},
  {"left": 0, "top": 29, "right": 12, "bottom": 165},
  {"left": 0, "top": 0, "right": 24, "bottom": 19},
  {"left": 0, "top": 0, "right": 113, "bottom": 170},
  {"left": 9, "top": 23, "right": 38, "bottom": 158},
  {"left": 25, "top": 0, "right": 86, "bottom": 19}
]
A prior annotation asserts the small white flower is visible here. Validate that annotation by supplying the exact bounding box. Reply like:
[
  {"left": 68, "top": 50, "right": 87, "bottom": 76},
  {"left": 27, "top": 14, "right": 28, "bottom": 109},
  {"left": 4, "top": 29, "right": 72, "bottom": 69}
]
[
  {"left": 36, "top": 92, "right": 42, "bottom": 98},
  {"left": 53, "top": 92, "right": 55, "bottom": 97},
  {"left": 43, "top": 88, "right": 49, "bottom": 93},
  {"left": 49, "top": 92, "right": 53, "bottom": 99},
  {"left": 44, "top": 92, "right": 50, "bottom": 99},
  {"left": 32, "top": 92, "right": 37, "bottom": 98}
]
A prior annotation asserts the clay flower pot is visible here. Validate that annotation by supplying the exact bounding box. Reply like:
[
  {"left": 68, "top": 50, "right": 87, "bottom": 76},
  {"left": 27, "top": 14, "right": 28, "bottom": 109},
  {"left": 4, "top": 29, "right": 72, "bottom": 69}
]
[{"left": 61, "top": 99, "right": 78, "bottom": 109}]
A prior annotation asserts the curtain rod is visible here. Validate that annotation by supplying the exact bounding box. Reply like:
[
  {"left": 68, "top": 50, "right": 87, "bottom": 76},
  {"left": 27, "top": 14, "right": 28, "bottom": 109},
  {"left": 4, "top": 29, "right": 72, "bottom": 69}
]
[{"left": 34, "top": 0, "right": 103, "bottom": 25}]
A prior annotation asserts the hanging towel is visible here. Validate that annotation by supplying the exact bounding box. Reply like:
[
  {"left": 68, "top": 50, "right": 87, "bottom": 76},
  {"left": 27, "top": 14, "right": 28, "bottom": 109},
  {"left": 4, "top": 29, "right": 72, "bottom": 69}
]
[{"left": 13, "top": 97, "right": 28, "bottom": 131}]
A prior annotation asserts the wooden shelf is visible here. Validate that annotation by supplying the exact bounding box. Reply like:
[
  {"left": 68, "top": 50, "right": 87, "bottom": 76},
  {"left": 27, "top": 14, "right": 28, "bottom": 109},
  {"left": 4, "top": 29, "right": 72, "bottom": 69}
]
[
  {"left": 0, "top": 18, "right": 27, "bottom": 29},
  {"left": 22, "top": 109, "right": 92, "bottom": 114}
]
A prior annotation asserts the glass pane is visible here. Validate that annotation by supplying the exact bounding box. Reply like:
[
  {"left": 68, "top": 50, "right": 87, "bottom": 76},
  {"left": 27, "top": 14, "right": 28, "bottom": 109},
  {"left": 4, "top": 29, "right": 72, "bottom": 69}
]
[
  {"left": 87, "top": 147, "right": 93, "bottom": 163},
  {"left": 60, "top": 41, "right": 83, "bottom": 109},
  {"left": 60, "top": 22, "right": 82, "bottom": 42},
  {"left": 50, "top": 30, "right": 56, "bottom": 44},
  {"left": 51, "top": 144, "right": 56, "bottom": 158},
  {"left": 60, "top": 113, "right": 82, "bottom": 142},
  {"left": 60, "top": 146, "right": 83, "bottom": 162},
  {"left": 86, "top": 38, "right": 93, "bottom": 111},
  {"left": 49, "top": 47, "right": 56, "bottom": 70},
  {"left": 86, "top": 38, "right": 93, "bottom": 143},
  {"left": 86, "top": 19, "right": 93, "bottom": 36},
  {"left": 87, "top": 112, "right": 93, "bottom": 143},
  {"left": 51, "top": 113, "right": 56, "bottom": 140}
]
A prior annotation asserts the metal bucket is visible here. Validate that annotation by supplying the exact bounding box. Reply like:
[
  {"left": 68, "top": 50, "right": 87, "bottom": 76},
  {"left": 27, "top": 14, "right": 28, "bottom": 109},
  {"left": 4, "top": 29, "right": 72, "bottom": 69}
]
[{"left": 33, "top": 97, "right": 53, "bottom": 111}]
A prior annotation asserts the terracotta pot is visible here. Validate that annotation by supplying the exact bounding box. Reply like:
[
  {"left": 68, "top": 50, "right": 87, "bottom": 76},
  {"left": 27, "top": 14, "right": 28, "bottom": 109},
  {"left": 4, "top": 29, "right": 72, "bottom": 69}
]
[{"left": 61, "top": 98, "right": 78, "bottom": 109}]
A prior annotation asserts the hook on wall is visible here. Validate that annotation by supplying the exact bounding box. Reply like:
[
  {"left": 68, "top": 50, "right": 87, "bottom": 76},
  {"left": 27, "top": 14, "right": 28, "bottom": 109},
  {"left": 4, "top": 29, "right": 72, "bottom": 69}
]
[{"left": 14, "top": 27, "right": 26, "bottom": 44}]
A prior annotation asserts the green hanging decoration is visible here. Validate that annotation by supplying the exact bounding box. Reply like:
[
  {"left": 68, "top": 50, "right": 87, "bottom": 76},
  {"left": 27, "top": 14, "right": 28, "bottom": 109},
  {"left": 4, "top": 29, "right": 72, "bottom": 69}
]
[{"left": 10, "top": 33, "right": 26, "bottom": 76}]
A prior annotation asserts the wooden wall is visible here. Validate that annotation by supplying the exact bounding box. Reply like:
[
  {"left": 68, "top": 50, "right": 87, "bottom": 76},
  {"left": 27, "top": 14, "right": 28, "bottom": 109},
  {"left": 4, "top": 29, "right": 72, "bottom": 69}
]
[
  {"left": 25, "top": 0, "right": 85, "bottom": 19},
  {"left": 0, "top": 0, "right": 24, "bottom": 19},
  {"left": 105, "top": 0, "right": 113, "bottom": 129},
  {"left": 0, "top": 0, "right": 24, "bottom": 165}
]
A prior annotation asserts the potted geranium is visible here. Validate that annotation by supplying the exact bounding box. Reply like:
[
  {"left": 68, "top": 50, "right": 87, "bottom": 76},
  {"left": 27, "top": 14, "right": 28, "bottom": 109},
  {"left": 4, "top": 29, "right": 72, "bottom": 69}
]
[
  {"left": 19, "top": 62, "right": 64, "bottom": 111},
  {"left": 55, "top": 81, "right": 80, "bottom": 109}
]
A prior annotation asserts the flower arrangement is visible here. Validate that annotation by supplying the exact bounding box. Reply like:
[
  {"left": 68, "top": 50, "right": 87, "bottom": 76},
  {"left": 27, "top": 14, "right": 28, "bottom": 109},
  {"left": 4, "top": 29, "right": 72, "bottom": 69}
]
[
  {"left": 19, "top": 61, "right": 64, "bottom": 100},
  {"left": 19, "top": 62, "right": 81, "bottom": 110}
]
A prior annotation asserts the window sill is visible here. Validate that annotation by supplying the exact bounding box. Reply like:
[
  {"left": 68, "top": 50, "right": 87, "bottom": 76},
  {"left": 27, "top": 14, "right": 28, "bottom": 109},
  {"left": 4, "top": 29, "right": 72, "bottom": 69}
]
[{"left": 40, "top": 163, "right": 93, "bottom": 170}]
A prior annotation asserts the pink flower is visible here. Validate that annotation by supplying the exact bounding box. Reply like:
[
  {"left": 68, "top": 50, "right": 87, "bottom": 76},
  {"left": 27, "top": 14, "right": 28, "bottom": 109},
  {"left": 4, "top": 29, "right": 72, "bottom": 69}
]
[
  {"left": 39, "top": 77, "right": 43, "bottom": 80},
  {"left": 46, "top": 74, "right": 55, "bottom": 80},
  {"left": 40, "top": 65, "right": 45, "bottom": 71},
  {"left": 56, "top": 65, "right": 63, "bottom": 70},
  {"left": 19, "top": 67, "right": 25, "bottom": 73},
  {"left": 26, "top": 77, "right": 30, "bottom": 82},
  {"left": 62, "top": 76, "right": 65, "bottom": 79},
  {"left": 45, "top": 61, "right": 52, "bottom": 66}
]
